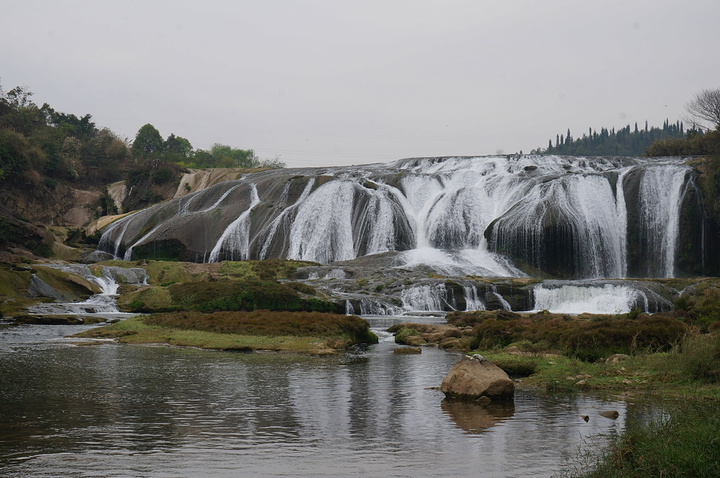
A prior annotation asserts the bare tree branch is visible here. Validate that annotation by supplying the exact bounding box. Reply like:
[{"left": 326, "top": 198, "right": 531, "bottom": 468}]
[{"left": 685, "top": 88, "right": 720, "bottom": 131}]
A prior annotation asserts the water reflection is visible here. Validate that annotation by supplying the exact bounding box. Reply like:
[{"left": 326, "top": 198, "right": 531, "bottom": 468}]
[
  {"left": 0, "top": 323, "right": 633, "bottom": 477},
  {"left": 441, "top": 400, "right": 515, "bottom": 434}
]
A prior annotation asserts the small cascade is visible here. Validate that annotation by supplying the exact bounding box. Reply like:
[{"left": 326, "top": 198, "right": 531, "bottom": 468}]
[
  {"left": 400, "top": 284, "right": 452, "bottom": 312},
  {"left": 27, "top": 265, "right": 147, "bottom": 320},
  {"left": 463, "top": 285, "right": 485, "bottom": 311},
  {"left": 345, "top": 300, "right": 355, "bottom": 315},
  {"left": 208, "top": 184, "right": 261, "bottom": 262},
  {"left": 359, "top": 299, "right": 394, "bottom": 316},
  {"left": 532, "top": 284, "right": 647, "bottom": 315},
  {"left": 489, "top": 286, "right": 512, "bottom": 311}
]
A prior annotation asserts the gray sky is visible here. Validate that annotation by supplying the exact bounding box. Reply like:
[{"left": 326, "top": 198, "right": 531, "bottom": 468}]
[{"left": 2, "top": 0, "right": 719, "bottom": 168}]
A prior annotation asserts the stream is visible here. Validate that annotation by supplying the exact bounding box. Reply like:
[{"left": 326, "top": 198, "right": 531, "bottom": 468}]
[{"left": 0, "top": 316, "right": 638, "bottom": 477}]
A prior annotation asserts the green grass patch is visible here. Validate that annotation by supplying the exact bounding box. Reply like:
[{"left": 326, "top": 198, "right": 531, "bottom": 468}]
[
  {"left": 393, "top": 326, "right": 420, "bottom": 345},
  {"left": 476, "top": 332, "right": 720, "bottom": 397},
  {"left": 219, "top": 259, "right": 317, "bottom": 281},
  {"left": 0, "top": 264, "right": 32, "bottom": 296},
  {"left": 33, "top": 266, "right": 101, "bottom": 298},
  {"left": 117, "top": 285, "right": 176, "bottom": 312},
  {"left": 166, "top": 279, "right": 335, "bottom": 313},
  {"left": 485, "top": 354, "right": 538, "bottom": 377},
  {"left": 75, "top": 311, "right": 377, "bottom": 353}
]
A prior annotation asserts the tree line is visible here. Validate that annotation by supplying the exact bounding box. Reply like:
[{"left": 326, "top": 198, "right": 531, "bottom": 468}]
[
  {"left": 533, "top": 88, "right": 720, "bottom": 158},
  {"left": 0, "top": 83, "right": 283, "bottom": 191},
  {"left": 532, "top": 120, "right": 692, "bottom": 157},
  {"left": 130, "top": 123, "right": 284, "bottom": 169}
]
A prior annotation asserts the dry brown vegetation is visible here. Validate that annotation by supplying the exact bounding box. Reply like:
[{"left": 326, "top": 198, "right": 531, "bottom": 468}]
[{"left": 447, "top": 309, "right": 689, "bottom": 362}]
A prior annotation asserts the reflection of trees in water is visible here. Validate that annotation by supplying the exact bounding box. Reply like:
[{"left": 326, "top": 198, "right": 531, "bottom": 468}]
[{"left": 441, "top": 400, "right": 515, "bottom": 434}]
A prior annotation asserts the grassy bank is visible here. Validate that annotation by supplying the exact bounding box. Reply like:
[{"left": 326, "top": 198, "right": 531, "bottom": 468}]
[
  {"left": 470, "top": 332, "right": 720, "bottom": 476},
  {"left": 75, "top": 311, "right": 378, "bottom": 354},
  {"left": 471, "top": 332, "right": 720, "bottom": 397},
  {"left": 566, "top": 397, "right": 720, "bottom": 477}
]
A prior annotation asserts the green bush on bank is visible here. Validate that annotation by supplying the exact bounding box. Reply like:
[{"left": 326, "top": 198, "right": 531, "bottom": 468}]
[{"left": 120, "top": 278, "right": 337, "bottom": 314}]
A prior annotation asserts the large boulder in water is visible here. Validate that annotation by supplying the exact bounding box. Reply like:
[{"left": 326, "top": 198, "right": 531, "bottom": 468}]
[{"left": 441, "top": 354, "right": 514, "bottom": 401}]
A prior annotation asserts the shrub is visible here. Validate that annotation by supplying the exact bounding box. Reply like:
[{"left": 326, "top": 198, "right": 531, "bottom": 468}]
[
  {"left": 462, "top": 310, "right": 689, "bottom": 361},
  {"left": 677, "top": 333, "right": 720, "bottom": 382},
  {"left": 145, "top": 310, "right": 378, "bottom": 344},
  {"left": 167, "top": 279, "right": 334, "bottom": 313},
  {"left": 149, "top": 168, "right": 173, "bottom": 185},
  {"left": 394, "top": 327, "right": 420, "bottom": 345},
  {"left": 489, "top": 356, "right": 537, "bottom": 377}
]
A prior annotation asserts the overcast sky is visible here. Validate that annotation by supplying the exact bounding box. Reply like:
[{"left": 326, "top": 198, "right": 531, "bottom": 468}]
[{"left": 2, "top": 0, "right": 719, "bottom": 168}]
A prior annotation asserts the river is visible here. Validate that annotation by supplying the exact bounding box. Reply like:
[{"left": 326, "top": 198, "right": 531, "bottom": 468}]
[{"left": 0, "top": 319, "right": 631, "bottom": 477}]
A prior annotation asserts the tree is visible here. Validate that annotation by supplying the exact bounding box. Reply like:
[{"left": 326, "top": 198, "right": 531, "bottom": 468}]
[
  {"left": 685, "top": 88, "right": 720, "bottom": 131},
  {"left": 164, "top": 133, "right": 193, "bottom": 158},
  {"left": 131, "top": 123, "right": 164, "bottom": 159},
  {"left": 210, "top": 143, "right": 259, "bottom": 168}
]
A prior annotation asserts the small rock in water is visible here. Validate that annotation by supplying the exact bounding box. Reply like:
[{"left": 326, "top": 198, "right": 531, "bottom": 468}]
[
  {"left": 394, "top": 347, "right": 422, "bottom": 354},
  {"left": 581, "top": 415, "right": 589, "bottom": 422},
  {"left": 599, "top": 410, "right": 619, "bottom": 420}
]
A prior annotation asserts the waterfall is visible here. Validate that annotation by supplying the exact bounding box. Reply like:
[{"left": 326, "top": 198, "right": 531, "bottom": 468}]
[
  {"left": 463, "top": 285, "right": 485, "bottom": 311},
  {"left": 95, "top": 155, "right": 697, "bottom": 280},
  {"left": 639, "top": 165, "right": 688, "bottom": 278},
  {"left": 288, "top": 181, "right": 357, "bottom": 263},
  {"left": 208, "top": 184, "right": 261, "bottom": 262},
  {"left": 27, "top": 265, "right": 147, "bottom": 318},
  {"left": 532, "top": 284, "right": 647, "bottom": 315},
  {"left": 258, "top": 178, "right": 316, "bottom": 259},
  {"left": 400, "top": 284, "right": 452, "bottom": 312}
]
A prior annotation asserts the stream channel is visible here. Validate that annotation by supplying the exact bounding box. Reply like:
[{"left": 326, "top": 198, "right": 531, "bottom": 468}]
[{"left": 0, "top": 313, "right": 651, "bottom": 478}]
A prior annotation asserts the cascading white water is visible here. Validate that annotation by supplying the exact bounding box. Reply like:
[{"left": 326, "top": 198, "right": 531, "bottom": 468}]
[
  {"left": 463, "top": 285, "right": 485, "bottom": 311},
  {"left": 400, "top": 284, "right": 451, "bottom": 312},
  {"left": 258, "top": 178, "right": 316, "bottom": 259},
  {"left": 96, "top": 155, "right": 696, "bottom": 281},
  {"left": 288, "top": 181, "right": 357, "bottom": 263},
  {"left": 208, "top": 184, "right": 261, "bottom": 262},
  {"left": 639, "top": 164, "right": 688, "bottom": 278},
  {"left": 28, "top": 265, "right": 147, "bottom": 318},
  {"left": 532, "top": 284, "right": 646, "bottom": 315}
]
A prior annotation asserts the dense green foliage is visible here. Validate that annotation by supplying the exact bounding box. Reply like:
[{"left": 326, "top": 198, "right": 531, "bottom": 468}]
[
  {"left": 0, "top": 85, "right": 130, "bottom": 185},
  {"left": 534, "top": 120, "right": 691, "bottom": 156},
  {"left": 117, "top": 259, "right": 337, "bottom": 314},
  {"left": 0, "top": 83, "right": 282, "bottom": 194},
  {"left": 167, "top": 279, "right": 336, "bottom": 313},
  {"left": 128, "top": 122, "right": 284, "bottom": 169}
]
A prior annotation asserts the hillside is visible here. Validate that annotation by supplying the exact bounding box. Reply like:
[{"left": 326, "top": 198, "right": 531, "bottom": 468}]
[{"left": 0, "top": 85, "right": 279, "bottom": 260}]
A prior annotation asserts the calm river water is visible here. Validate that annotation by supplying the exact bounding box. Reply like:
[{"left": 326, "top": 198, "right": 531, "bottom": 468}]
[{"left": 0, "top": 318, "right": 631, "bottom": 477}]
